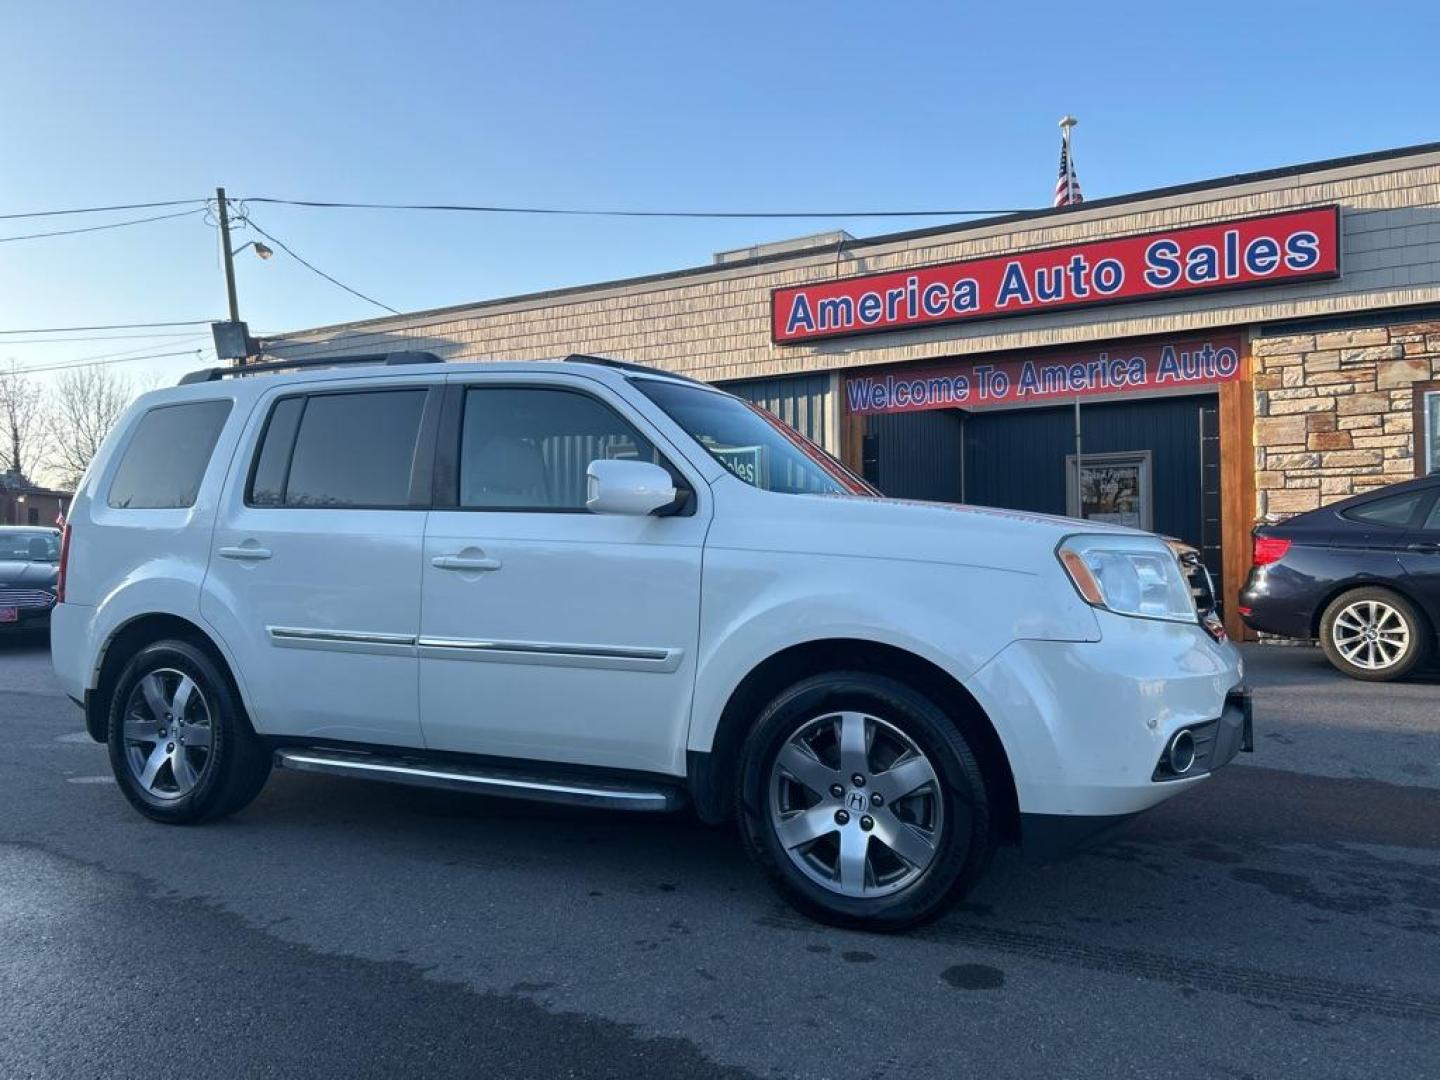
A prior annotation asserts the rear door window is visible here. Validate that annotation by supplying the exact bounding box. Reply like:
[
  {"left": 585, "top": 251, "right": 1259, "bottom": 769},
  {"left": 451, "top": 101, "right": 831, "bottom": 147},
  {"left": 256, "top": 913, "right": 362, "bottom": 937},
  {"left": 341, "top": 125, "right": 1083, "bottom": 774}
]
[
  {"left": 251, "top": 390, "right": 427, "bottom": 509},
  {"left": 108, "top": 400, "right": 233, "bottom": 509},
  {"left": 1342, "top": 492, "right": 1426, "bottom": 528}
]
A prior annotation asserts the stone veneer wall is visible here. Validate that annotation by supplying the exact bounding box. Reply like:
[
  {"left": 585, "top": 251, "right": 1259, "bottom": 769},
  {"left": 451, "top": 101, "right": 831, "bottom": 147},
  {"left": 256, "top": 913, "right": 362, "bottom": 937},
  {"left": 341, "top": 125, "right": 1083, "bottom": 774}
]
[{"left": 1252, "top": 318, "right": 1440, "bottom": 517}]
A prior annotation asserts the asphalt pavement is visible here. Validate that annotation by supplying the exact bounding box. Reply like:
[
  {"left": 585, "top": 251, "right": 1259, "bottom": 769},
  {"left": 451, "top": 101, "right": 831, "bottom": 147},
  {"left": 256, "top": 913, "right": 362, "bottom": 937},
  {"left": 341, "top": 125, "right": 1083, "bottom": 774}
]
[{"left": 1, "top": 633, "right": 1437, "bottom": 1079}]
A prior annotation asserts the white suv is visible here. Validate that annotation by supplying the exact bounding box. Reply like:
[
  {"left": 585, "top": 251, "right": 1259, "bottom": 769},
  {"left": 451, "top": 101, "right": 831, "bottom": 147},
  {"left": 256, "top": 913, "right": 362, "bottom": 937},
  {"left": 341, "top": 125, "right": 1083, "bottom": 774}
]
[{"left": 51, "top": 352, "right": 1250, "bottom": 928}]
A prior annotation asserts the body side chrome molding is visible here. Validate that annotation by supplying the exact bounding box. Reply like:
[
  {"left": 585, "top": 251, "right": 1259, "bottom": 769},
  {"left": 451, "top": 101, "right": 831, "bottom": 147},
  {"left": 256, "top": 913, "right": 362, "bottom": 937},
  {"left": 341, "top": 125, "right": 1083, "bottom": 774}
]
[
  {"left": 267, "top": 626, "right": 417, "bottom": 657},
  {"left": 267, "top": 626, "right": 683, "bottom": 672},
  {"left": 417, "top": 636, "right": 683, "bottom": 673},
  {"left": 273, "top": 748, "right": 681, "bottom": 811}
]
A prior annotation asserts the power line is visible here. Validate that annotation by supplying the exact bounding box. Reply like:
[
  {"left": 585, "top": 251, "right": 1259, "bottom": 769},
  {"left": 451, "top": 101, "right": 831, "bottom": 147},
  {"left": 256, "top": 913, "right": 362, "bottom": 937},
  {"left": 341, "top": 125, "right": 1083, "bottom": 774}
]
[
  {"left": 241, "top": 195, "right": 1027, "bottom": 220},
  {"left": 3, "top": 335, "right": 209, "bottom": 370},
  {"left": 5, "top": 347, "right": 204, "bottom": 376},
  {"left": 238, "top": 214, "right": 400, "bottom": 315},
  {"left": 0, "top": 319, "right": 217, "bottom": 335},
  {"left": 0, "top": 208, "right": 206, "bottom": 244},
  {"left": 0, "top": 331, "right": 206, "bottom": 345},
  {"left": 0, "top": 198, "right": 205, "bottom": 222}
]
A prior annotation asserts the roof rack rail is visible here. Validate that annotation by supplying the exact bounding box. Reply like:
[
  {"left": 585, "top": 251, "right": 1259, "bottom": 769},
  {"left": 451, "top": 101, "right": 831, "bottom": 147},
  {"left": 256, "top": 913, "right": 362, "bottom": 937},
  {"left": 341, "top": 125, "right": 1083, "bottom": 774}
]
[
  {"left": 178, "top": 351, "right": 444, "bottom": 386},
  {"left": 562, "top": 353, "right": 706, "bottom": 385}
]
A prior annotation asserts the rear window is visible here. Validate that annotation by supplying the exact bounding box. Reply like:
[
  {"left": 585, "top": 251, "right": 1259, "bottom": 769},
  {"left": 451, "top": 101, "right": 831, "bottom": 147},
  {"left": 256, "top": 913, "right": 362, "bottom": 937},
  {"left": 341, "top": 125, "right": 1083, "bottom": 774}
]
[
  {"left": 1342, "top": 491, "right": 1425, "bottom": 528},
  {"left": 249, "top": 390, "right": 427, "bottom": 508},
  {"left": 108, "top": 400, "right": 233, "bottom": 509}
]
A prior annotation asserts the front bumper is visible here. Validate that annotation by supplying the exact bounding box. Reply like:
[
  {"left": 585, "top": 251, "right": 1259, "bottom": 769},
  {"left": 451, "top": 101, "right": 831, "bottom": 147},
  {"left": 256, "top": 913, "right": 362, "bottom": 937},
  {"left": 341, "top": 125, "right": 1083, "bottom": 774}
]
[{"left": 966, "top": 610, "right": 1248, "bottom": 830}]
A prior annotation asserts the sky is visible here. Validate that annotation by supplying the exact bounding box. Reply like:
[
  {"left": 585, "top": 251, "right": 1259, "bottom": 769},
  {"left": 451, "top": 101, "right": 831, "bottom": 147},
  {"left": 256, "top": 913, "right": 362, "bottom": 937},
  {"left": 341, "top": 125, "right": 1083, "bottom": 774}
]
[{"left": 2, "top": 0, "right": 1439, "bottom": 394}]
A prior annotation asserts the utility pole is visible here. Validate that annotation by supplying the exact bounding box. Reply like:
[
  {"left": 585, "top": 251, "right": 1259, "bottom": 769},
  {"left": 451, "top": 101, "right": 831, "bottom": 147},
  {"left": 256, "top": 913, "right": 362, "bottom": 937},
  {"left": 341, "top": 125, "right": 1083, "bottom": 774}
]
[{"left": 216, "top": 187, "right": 240, "bottom": 324}]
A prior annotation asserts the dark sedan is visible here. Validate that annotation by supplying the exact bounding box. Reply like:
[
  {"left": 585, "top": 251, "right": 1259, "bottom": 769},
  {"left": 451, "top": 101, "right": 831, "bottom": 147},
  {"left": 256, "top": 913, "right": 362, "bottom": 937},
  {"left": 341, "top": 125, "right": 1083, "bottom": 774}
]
[
  {"left": 1240, "top": 476, "right": 1440, "bottom": 680},
  {"left": 0, "top": 527, "right": 61, "bottom": 637}
]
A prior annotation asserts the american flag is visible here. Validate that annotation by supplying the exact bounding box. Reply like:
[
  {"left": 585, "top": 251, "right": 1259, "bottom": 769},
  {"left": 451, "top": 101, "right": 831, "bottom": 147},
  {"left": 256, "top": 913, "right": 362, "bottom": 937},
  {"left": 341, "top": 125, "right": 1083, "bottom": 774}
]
[{"left": 1053, "top": 135, "right": 1083, "bottom": 207}]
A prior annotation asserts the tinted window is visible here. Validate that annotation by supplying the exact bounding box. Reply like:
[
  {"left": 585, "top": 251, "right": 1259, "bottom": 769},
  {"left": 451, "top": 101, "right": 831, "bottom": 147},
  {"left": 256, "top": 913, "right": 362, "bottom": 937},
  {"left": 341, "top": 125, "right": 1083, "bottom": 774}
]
[
  {"left": 248, "top": 397, "right": 305, "bottom": 506},
  {"left": 0, "top": 530, "right": 59, "bottom": 562},
  {"left": 108, "top": 400, "right": 232, "bottom": 509},
  {"left": 1343, "top": 492, "right": 1424, "bottom": 528},
  {"left": 459, "top": 387, "right": 658, "bottom": 509},
  {"left": 282, "top": 391, "right": 426, "bottom": 508},
  {"left": 633, "top": 378, "right": 870, "bottom": 496},
  {"left": 1421, "top": 495, "right": 1440, "bottom": 532}
]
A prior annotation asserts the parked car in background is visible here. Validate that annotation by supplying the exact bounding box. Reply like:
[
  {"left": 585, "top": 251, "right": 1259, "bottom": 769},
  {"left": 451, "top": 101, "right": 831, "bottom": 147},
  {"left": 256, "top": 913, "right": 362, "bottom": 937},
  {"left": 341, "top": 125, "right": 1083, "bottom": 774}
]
[
  {"left": 0, "top": 526, "right": 61, "bottom": 636},
  {"left": 50, "top": 352, "right": 1249, "bottom": 929},
  {"left": 1240, "top": 475, "right": 1440, "bottom": 680}
]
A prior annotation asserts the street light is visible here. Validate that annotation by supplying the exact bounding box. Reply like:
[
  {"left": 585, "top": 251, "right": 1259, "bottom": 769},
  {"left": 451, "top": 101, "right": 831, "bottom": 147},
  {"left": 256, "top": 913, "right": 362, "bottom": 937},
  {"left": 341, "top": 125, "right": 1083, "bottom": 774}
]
[{"left": 229, "top": 240, "right": 274, "bottom": 260}]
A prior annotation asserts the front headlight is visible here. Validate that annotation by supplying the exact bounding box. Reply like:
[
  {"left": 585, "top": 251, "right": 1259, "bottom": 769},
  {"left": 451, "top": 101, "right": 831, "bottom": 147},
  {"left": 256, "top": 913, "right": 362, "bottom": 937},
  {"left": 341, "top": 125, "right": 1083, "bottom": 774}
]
[{"left": 1056, "top": 534, "right": 1198, "bottom": 623}]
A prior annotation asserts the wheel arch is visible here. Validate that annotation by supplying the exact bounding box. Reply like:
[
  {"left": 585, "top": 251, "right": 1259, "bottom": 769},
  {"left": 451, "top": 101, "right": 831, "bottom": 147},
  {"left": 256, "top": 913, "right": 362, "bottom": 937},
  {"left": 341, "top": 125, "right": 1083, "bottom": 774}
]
[
  {"left": 85, "top": 612, "right": 247, "bottom": 742},
  {"left": 688, "top": 638, "right": 1020, "bottom": 844}
]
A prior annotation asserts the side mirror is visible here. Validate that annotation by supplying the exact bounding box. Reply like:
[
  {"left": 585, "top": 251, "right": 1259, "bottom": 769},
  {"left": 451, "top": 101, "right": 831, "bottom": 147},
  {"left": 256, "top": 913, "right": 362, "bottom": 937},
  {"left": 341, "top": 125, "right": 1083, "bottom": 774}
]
[{"left": 586, "top": 459, "right": 678, "bottom": 516}]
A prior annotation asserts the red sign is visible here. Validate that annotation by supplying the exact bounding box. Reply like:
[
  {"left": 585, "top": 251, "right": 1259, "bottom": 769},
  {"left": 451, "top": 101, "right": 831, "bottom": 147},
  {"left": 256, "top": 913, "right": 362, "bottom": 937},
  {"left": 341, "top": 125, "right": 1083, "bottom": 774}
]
[
  {"left": 845, "top": 336, "right": 1244, "bottom": 415},
  {"left": 773, "top": 206, "right": 1339, "bottom": 343}
]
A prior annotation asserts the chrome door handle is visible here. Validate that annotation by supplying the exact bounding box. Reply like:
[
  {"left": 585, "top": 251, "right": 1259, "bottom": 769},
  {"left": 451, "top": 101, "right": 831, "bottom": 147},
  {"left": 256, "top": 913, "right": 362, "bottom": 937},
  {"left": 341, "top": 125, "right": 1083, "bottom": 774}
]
[
  {"left": 1406, "top": 541, "right": 1440, "bottom": 552},
  {"left": 432, "top": 554, "right": 502, "bottom": 572},
  {"left": 218, "top": 545, "right": 272, "bottom": 561}
]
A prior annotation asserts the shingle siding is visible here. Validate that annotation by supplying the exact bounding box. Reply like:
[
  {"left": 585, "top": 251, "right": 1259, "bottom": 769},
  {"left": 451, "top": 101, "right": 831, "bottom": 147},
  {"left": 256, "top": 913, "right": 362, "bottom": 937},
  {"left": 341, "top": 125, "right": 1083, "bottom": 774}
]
[{"left": 266, "top": 151, "right": 1440, "bottom": 388}]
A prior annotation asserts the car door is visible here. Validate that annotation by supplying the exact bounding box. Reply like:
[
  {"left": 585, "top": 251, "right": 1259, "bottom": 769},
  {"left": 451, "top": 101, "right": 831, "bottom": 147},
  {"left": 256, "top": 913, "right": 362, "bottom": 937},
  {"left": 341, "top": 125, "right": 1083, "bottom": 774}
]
[
  {"left": 1398, "top": 488, "right": 1440, "bottom": 622},
  {"left": 202, "top": 380, "right": 442, "bottom": 747},
  {"left": 417, "top": 374, "right": 709, "bottom": 776}
]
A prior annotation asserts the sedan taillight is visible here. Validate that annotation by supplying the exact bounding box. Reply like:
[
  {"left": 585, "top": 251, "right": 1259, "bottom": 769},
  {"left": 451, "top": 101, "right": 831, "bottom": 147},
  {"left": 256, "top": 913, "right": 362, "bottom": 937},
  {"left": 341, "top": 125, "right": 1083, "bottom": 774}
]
[{"left": 1252, "top": 535, "right": 1291, "bottom": 567}]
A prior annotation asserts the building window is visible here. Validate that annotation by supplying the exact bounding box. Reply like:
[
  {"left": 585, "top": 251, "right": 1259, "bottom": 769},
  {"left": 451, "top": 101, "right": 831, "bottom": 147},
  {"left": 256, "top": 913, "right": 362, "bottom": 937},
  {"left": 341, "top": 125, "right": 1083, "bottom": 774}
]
[{"left": 1426, "top": 390, "right": 1440, "bottom": 476}]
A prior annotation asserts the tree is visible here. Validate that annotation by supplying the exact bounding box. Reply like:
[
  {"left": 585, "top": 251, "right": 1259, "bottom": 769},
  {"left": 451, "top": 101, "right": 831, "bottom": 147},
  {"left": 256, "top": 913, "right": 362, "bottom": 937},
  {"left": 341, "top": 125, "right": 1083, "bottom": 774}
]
[
  {"left": 43, "top": 365, "right": 134, "bottom": 490},
  {"left": 0, "top": 359, "right": 43, "bottom": 478}
]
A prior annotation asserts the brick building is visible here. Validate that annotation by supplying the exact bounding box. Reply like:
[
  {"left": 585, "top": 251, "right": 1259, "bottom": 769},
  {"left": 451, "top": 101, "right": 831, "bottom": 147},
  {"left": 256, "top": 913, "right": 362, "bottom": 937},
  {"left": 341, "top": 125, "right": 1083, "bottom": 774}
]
[
  {"left": 265, "top": 142, "right": 1440, "bottom": 637},
  {"left": 0, "top": 470, "right": 70, "bottom": 528}
]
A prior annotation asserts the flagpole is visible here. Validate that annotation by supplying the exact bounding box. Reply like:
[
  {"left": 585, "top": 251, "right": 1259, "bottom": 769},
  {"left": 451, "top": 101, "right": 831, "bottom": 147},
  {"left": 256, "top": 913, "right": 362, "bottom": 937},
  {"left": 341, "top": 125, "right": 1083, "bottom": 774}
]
[
  {"left": 1059, "top": 115, "right": 1082, "bottom": 514},
  {"left": 1059, "top": 115, "right": 1078, "bottom": 206}
]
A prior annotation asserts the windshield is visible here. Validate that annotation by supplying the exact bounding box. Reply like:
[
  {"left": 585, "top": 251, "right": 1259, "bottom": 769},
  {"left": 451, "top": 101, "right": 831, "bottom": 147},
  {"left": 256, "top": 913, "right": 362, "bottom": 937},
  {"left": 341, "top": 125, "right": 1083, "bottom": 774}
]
[
  {"left": 0, "top": 530, "right": 60, "bottom": 563},
  {"left": 633, "top": 378, "right": 873, "bottom": 496}
]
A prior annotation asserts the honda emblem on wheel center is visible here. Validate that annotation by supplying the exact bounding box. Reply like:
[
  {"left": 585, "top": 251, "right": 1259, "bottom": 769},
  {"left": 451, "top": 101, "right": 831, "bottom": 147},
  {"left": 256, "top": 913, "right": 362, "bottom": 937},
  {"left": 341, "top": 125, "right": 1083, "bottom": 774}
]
[{"left": 846, "top": 790, "right": 868, "bottom": 813}]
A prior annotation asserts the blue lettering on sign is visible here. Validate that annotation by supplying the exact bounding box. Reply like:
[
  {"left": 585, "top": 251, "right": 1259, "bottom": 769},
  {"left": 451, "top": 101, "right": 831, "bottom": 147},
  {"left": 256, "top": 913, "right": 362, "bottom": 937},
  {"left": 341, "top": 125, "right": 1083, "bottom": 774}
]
[
  {"left": 922, "top": 282, "right": 949, "bottom": 316},
  {"left": 1144, "top": 240, "right": 1182, "bottom": 288},
  {"left": 1245, "top": 236, "right": 1280, "bottom": 275},
  {"left": 786, "top": 295, "right": 815, "bottom": 335},
  {"left": 1092, "top": 258, "right": 1124, "bottom": 295},
  {"left": 952, "top": 278, "right": 979, "bottom": 311},
  {"left": 995, "top": 263, "right": 1032, "bottom": 307},
  {"left": 816, "top": 296, "right": 854, "bottom": 331},
  {"left": 1284, "top": 230, "right": 1320, "bottom": 270},
  {"left": 858, "top": 292, "right": 883, "bottom": 324},
  {"left": 1187, "top": 244, "right": 1218, "bottom": 284}
]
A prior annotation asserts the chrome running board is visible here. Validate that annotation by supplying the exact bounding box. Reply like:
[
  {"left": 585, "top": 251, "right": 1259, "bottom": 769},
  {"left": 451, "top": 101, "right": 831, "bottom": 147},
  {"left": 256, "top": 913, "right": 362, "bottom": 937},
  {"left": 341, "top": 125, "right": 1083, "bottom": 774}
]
[{"left": 273, "top": 748, "right": 682, "bottom": 812}]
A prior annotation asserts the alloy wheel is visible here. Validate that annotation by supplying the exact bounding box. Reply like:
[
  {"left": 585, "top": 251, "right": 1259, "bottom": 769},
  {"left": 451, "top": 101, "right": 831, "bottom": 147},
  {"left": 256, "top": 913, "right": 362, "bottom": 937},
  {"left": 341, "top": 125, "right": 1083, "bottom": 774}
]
[
  {"left": 768, "top": 710, "right": 943, "bottom": 898},
  {"left": 1331, "top": 599, "right": 1410, "bottom": 671},
  {"left": 121, "top": 668, "right": 214, "bottom": 800}
]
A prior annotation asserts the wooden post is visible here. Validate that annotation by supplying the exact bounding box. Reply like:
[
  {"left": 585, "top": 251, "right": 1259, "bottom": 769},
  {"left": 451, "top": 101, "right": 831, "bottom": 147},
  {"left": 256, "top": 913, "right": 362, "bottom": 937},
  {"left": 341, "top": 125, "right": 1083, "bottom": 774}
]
[{"left": 1218, "top": 334, "right": 1258, "bottom": 641}]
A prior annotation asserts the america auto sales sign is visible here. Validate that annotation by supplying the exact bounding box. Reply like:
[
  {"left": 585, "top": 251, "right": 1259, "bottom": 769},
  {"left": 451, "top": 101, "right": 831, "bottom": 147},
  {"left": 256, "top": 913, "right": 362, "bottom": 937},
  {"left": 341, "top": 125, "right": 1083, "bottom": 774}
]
[{"left": 772, "top": 206, "right": 1340, "bottom": 344}]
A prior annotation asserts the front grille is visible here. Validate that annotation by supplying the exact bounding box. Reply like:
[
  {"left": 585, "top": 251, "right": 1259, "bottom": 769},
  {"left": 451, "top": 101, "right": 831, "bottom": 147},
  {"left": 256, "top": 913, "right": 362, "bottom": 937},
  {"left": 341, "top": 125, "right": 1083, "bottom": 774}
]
[{"left": 0, "top": 589, "right": 55, "bottom": 609}]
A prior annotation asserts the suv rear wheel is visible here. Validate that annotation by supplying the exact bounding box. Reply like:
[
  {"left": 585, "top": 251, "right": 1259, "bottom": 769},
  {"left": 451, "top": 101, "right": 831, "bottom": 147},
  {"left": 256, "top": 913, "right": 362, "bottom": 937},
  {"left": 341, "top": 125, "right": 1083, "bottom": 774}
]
[
  {"left": 1319, "top": 587, "right": 1429, "bottom": 681},
  {"left": 107, "top": 639, "right": 271, "bottom": 822},
  {"left": 736, "top": 671, "right": 993, "bottom": 930}
]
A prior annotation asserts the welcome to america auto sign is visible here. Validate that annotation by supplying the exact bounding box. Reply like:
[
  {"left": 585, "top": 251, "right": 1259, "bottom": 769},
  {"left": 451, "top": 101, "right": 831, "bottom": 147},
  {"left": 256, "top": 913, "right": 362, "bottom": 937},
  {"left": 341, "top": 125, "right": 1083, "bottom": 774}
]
[
  {"left": 772, "top": 206, "right": 1340, "bottom": 344},
  {"left": 844, "top": 336, "right": 1244, "bottom": 414}
]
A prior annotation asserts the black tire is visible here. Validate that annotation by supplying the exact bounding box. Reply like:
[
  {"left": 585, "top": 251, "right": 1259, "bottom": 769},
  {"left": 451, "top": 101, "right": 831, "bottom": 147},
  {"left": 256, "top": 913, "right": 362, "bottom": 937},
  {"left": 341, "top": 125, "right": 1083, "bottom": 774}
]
[
  {"left": 736, "top": 671, "right": 993, "bottom": 931},
  {"left": 107, "top": 638, "right": 271, "bottom": 823},
  {"left": 1319, "top": 587, "right": 1429, "bottom": 682}
]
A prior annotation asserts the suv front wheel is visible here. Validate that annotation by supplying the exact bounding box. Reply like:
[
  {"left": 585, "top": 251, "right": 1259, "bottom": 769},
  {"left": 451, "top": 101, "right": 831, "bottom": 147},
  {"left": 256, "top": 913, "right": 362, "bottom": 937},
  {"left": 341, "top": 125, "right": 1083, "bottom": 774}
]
[
  {"left": 737, "top": 672, "right": 993, "bottom": 930},
  {"left": 107, "top": 639, "right": 272, "bottom": 823}
]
